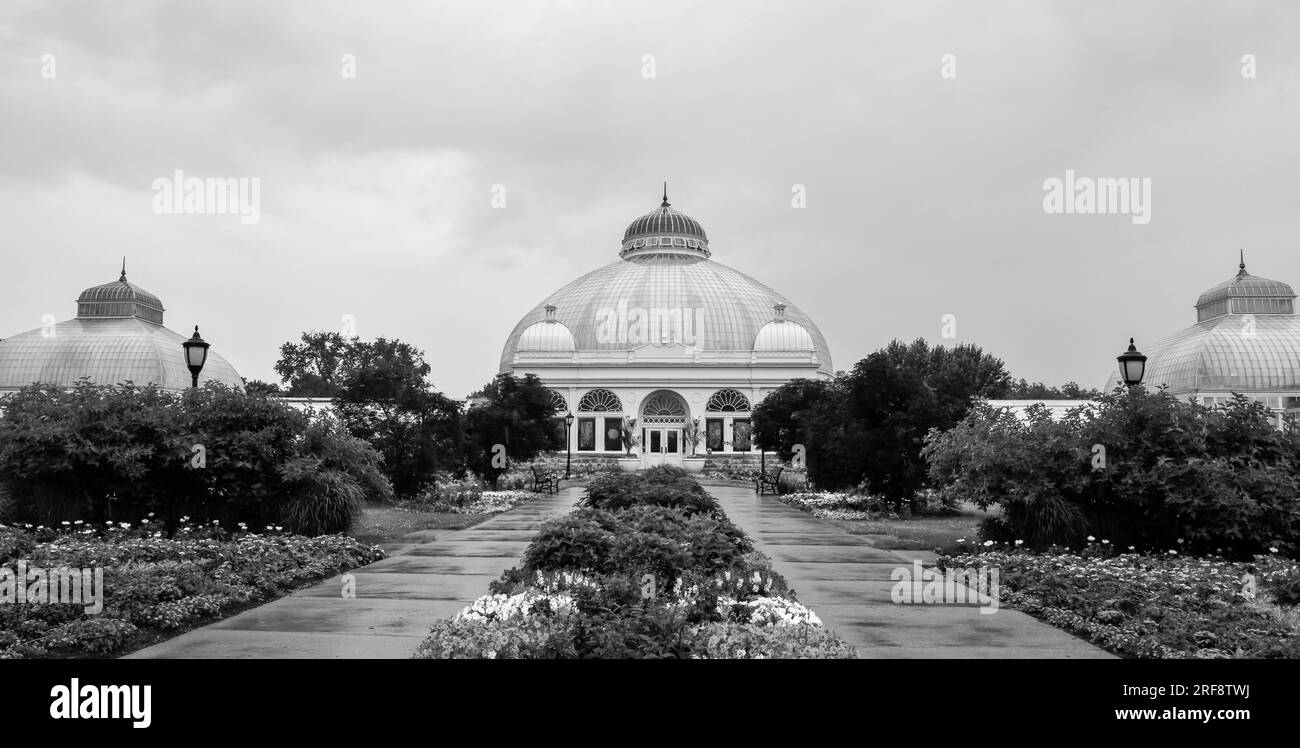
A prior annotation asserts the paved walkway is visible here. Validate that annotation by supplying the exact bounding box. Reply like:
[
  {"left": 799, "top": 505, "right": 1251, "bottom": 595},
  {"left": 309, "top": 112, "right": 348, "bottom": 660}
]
[
  {"left": 125, "top": 488, "right": 584, "bottom": 659},
  {"left": 128, "top": 483, "right": 1111, "bottom": 659},
  {"left": 708, "top": 485, "right": 1113, "bottom": 658}
]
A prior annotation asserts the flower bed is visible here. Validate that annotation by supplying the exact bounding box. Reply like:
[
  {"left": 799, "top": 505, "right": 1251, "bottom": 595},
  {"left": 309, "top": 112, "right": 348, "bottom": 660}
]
[
  {"left": 398, "top": 488, "right": 540, "bottom": 515},
  {"left": 414, "top": 467, "right": 855, "bottom": 659},
  {"left": 940, "top": 543, "right": 1300, "bottom": 659},
  {"left": 0, "top": 519, "right": 384, "bottom": 658},
  {"left": 775, "top": 491, "right": 904, "bottom": 521}
]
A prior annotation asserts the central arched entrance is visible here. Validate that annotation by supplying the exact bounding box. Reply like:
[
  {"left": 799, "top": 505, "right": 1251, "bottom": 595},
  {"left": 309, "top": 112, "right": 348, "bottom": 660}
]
[{"left": 639, "top": 389, "right": 688, "bottom": 468}]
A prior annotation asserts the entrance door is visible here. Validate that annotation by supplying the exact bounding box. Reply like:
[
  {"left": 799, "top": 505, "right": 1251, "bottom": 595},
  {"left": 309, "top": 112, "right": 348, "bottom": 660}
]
[{"left": 642, "top": 428, "right": 682, "bottom": 467}]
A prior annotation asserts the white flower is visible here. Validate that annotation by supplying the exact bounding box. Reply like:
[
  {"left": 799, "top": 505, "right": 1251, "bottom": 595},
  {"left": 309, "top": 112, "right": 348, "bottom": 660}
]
[
  {"left": 1269, "top": 547, "right": 1279, "bottom": 554},
  {"left": 1086, "top": 536, "right": 1096, "bottom": 542},
  {"left": 1168, "top": 550, "right": 1178, "bottom": 555},
  {"left": 983, "top": 540, "right": 994, "bottom": 547},
  {"left": 1101, "top": 539, "right": 1109, "bottom": 545},
  {"left": 1014, "top": 540, "right": 1024, "bottom": 546}
]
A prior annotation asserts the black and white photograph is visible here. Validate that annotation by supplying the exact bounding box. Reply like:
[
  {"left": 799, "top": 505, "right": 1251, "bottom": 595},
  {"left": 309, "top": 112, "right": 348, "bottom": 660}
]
[{"left": 0, "top": 0, "right": 1295, "bottom": 732}]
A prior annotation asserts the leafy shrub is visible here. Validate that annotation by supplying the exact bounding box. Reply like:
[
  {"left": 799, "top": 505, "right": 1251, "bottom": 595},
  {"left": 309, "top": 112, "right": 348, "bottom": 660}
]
[
  {"left": 608, "top": 531, "right": 693, "bottom": 582},
  {"left": 0, "top": 382, "right": 392, "bottom": 535},
  {"left": 279, "top": 417, "right": 390, "bottom": 534},
  {"left": 0, "top": 527, "right": 36, "bottom": 564},
  {"left": 520, "top": 510, "right": 618, "bottom": 574},
  {"left": 1273, "top": 573, "right": 1300, "bottom": 607},
  {"left": 574, "top": 603, "right": 698, "bottom": 659},
  {"left": 924, "top": 392, "right": 1300, "bottom": 557},
  {"left": 41, "top": 618, "right": 139, "bottom": 656},
  {"left": 581, "top": 469, "right": 717, "bottom": 515}
]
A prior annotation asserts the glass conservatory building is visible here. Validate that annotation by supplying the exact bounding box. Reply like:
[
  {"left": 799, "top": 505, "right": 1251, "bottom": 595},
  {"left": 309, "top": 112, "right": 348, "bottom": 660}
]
[
  {"left": 1104, "top": 255, "right": 1300, "bottom": 428},
  {"left": 499, "top": 191, "right": 834, "bottom": 468},
  {"left": 0, "top": 266, "right": 243, "bottom": 394}
]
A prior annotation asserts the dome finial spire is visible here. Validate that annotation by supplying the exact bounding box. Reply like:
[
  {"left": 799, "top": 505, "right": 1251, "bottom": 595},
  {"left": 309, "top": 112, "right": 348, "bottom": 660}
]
[
  {"left": 1239, "top": 249, "right": 1246, "bottom": 274},
  {"left": 120, "top": 256, "right": 127, "bottom": 282},
  {"left": 661, "top": 182, "right": 670, "bottom": 208}
]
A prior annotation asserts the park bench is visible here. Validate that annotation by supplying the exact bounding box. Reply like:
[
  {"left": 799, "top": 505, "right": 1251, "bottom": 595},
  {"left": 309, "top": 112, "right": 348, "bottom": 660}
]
[
  {"left": 531, "top": 464, "right": 560, "bottom": 494},
  {"left": 754, "top": 466, "right": 783, "bottom": 495}
]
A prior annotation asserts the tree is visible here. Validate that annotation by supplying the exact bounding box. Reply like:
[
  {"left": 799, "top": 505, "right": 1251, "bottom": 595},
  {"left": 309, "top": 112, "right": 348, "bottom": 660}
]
[
  {"left": 752, "top": 378, "right": 833, "bottom": 462},
  {"left": 753, "top": 339, "right": 1011, "bottom": 502},
  {"left": 242, "top": 378, "right": 284, "bottom": 396},
  {"left": 463, "top": 373, "right": 561, "bottom": 485},
  {"left": 1006, "top": 379, "right": 1103, "bottom": 400},
  {"left": 275, "top": 331, "right": 354, "bottom": 397},
  {"left": 332, "top": 338, "right": 463, "bottom": 496}
]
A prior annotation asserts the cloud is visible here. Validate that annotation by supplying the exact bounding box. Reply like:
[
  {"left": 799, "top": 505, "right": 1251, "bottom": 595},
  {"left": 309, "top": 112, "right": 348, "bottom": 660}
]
[{"left": 1, "top": 0, "right": 1298, "bottom": 395}]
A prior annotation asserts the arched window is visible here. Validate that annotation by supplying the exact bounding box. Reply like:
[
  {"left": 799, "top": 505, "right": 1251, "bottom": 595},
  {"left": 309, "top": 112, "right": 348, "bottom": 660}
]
[
  {"left": 576, "top": 389, "right": 623, "bottom": 453},
  {"left": 704, "top": 389, "right": 753, "bottom": 453},
  {"left": 706, "top": 388, "right": 751, "bottom": 413},
  {"left": 578, "top": 388, "right": 621, "bottom": 413},
  {"left": 548, "top": 389, "right": 568, "bottom": 414},
  {"left": 641, "top": 391, "right": 688, "bottom": 428},
  {"left": 642, "top": 392, "right": 687, "bottom": 418}
]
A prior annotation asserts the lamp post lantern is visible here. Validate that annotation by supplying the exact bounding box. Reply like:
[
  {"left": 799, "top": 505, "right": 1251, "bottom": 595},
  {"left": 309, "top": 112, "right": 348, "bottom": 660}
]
[
  {"left": 182, "top": 326, "right": 210, "bottom": 389},
  {"left": 564, "top": 411, "right": 575, "bottom": 479},
  {"left": 1117, "top": 337, "right": 1147, "bottom": 388}
]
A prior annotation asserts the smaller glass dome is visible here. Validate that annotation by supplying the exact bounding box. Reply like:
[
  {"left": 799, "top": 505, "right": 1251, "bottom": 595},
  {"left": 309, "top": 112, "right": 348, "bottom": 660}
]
[
  {"left": 516, "top": 305, "right": 576, "bottom": 352},
  {"left": 76, "top": 266, "right": 165, "bottom": 325},
  {"left": 0, "top": 265, "right": 242, "bottom": 392},
  {"left": 1195, "top": 254, "right": 1295, "bottom": 321},
  {"left": 1104, "top": 256, "right": 1300, "bottom": 395},
  {"left": 753, "top": 304, "right": 815, "bottom": 351}
]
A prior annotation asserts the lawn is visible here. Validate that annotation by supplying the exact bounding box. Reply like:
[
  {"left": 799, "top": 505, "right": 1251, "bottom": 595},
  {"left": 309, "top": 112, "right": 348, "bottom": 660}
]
[
  {"left": 349, "top": 489, "right": 552, "bottom": 546},
  {"left": 821, "top": 506, "right": 987, "bottom": 552},
  {"left": 350, "top": 505, "right": 494, "bottom": 545}
]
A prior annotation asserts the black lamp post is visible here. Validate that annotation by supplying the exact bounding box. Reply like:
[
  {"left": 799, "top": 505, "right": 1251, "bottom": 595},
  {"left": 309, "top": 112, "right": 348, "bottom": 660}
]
[
  {"left": 564, "top": 411, "right": 575, "bottom": 479},
  {"left": 1117, "top": 337, "right": 1147, "bottom": 389},
  {"left": 182, "top": 326, "right": 210, "bottom": 389}
]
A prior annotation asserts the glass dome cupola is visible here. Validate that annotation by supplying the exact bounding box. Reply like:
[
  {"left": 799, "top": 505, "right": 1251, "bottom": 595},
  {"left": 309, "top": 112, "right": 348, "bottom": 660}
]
[{"left": 619, "top": 185, "right": 711, "bottom": 260}]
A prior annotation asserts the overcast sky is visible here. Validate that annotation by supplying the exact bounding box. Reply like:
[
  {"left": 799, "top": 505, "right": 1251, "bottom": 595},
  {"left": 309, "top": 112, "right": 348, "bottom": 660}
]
[{"left": 2, "top": 0, "right": 1298, "bottom": 396}]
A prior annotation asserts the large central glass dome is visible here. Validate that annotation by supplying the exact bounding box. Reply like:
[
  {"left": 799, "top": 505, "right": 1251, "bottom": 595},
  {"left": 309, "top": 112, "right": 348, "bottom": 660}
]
[{"left": 499, "top": 194, "right": 833, "bottom": 375}]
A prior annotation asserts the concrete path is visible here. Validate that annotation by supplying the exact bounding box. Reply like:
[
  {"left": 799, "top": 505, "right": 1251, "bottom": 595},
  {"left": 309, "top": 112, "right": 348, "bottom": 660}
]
[
  {"left": 708, "top": 485, "right": 1114, "bottom": 659},
  {"left": 125, "top": 488, "right": 584, "bottom": 659},
  {"left": 127, "top": 482, "right": 1110, "bottom": 659}
]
